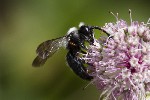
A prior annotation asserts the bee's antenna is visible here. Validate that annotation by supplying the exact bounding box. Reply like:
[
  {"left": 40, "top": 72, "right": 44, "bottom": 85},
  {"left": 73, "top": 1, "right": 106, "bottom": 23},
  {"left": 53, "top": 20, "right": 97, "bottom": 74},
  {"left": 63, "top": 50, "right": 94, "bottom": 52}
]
[
  {"left": 92, "top": 26, "right": 110, "bottom": 36},
  {"left": 91, "top": 26, "right": 101, "bottom": 30}
]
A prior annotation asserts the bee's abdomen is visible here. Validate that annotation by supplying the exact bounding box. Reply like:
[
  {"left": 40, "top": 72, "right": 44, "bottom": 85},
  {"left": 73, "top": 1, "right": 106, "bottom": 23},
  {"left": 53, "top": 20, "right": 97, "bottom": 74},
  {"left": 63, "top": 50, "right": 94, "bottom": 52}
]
[{"left": 66, "top": 52, "right": 93, "bottom": 80}]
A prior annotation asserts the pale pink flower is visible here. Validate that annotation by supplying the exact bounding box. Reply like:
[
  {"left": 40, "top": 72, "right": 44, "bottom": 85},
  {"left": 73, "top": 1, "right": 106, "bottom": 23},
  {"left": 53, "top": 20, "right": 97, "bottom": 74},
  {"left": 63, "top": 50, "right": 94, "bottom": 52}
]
[{"left": 83, "top": 10, "right": 150, "bottom": 100}]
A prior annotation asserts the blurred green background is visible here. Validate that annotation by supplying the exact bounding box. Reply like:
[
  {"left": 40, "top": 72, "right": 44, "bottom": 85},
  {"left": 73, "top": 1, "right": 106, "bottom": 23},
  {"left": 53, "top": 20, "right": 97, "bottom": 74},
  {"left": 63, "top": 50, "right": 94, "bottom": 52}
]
[{"left": 0, "top": 0, "right": 149, "bottom": 100}]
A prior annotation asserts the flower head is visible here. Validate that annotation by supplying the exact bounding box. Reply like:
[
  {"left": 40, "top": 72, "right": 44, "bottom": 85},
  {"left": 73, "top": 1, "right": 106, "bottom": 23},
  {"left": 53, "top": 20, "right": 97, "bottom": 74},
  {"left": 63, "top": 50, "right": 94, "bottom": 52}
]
[{"left": 82, "top": 10, "right": 150, "bottom": 100}]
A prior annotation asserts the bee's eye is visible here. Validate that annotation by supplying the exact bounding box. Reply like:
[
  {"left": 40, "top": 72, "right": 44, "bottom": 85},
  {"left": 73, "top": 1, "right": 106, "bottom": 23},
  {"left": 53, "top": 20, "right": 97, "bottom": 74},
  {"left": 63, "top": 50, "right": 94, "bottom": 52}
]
[{"left": 83, "top": 27, "right": 89, "bottom": 32}]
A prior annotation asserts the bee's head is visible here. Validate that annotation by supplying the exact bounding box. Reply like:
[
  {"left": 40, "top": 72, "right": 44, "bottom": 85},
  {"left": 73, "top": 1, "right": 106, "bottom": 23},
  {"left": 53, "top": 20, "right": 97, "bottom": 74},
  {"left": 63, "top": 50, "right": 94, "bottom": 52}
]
[{"left": 78, "top": 23, "right": 94, "bottom": 44}]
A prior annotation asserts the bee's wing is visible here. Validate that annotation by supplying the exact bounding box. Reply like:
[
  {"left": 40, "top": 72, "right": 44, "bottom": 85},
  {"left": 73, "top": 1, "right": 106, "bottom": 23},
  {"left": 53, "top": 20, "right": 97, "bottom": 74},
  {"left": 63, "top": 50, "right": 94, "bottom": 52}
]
[{"left": 32, "top": 36, "right": 67, "bottom": 67}]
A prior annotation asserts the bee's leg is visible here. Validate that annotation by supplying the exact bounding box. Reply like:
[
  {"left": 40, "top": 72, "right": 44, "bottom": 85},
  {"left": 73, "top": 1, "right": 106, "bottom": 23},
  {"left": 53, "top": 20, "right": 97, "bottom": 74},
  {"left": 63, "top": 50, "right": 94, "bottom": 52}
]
[{"left": 66, "top": 52, "right": 93, "bottom": 81}]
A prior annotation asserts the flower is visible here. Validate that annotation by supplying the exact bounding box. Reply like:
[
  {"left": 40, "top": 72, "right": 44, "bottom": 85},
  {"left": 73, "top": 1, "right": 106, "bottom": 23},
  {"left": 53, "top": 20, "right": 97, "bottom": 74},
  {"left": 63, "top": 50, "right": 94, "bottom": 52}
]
[{"left": 82, "top": 10, "right": 150, "bottom": 100}]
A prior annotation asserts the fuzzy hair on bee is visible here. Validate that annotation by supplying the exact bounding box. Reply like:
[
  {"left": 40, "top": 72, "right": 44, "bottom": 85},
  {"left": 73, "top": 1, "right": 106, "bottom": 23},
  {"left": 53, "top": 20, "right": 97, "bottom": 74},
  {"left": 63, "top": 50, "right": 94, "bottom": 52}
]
[{"left": 32, "top": 22, "right": 105, "bottom": 80}]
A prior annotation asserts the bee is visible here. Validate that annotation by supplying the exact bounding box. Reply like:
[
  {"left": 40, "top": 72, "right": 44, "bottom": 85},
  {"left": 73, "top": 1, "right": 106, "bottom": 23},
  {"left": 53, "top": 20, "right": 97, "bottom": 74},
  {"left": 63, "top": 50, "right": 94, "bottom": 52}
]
[{"left": 32, "top": 23, "right": 103, "bottom": 80}]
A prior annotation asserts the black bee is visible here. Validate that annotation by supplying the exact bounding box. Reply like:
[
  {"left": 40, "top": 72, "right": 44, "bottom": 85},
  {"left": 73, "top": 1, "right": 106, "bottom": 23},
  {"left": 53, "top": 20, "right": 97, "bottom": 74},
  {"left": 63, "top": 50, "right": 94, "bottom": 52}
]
[{"left": 32, "top": 23, "right": 103, "bottom": 80}]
